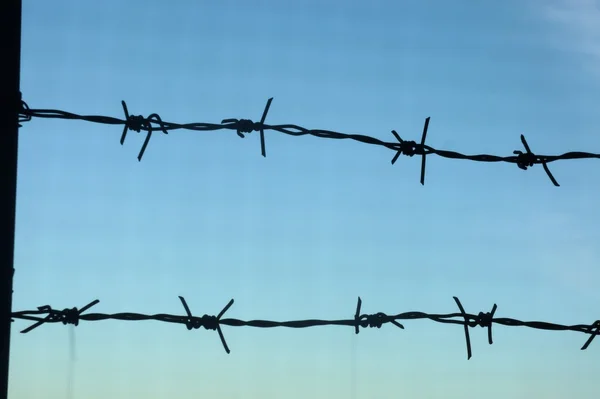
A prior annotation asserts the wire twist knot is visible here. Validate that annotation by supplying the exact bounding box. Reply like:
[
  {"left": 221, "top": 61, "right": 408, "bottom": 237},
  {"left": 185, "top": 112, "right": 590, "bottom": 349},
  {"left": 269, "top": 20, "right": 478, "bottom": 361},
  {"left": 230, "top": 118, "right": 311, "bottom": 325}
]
[
  {"left": 221, "top": 98, "right": 273, "bottom": 156},
  {"left": 353, "top": 297, "right": 404, "bottom": 334},
  {"left": 390, "top": 118, "right": 430, "bottom": 184},
  {"left": 54, "top": 307, "right": 80, "bottom": 326},
  {"left": 201, "top": 314, "right": 219, "bottom": 330},
  {"left": 236, "top": 119, "right": 261, "bottom": 135},
  {"left": 359, "top": 313, "right": 387, "bottom": 329},
  {"left": 125, "top": 114, "right": 146, "bottom": 132},
  {"left": 513, "top": 150, "right": 536, "bottom": 170},
  {"left": 512, "top": 135, "right": 559, "bottom": 186},
  {"left": 184, "top": 314, "right": 218, "bottom": 330},
  {"left": 18, "top": 300, "right": 100, "bottom": 334},
  {"left": 399, "top": 140, "right": 419, "bottom": 157},
  {"left": 119, "top": 101, "right": 169, "bottom": 161},
  {"left": 472, "top": 311, "right": 493, "bottom": 328},
  {"left": 221, "top": 118, "right": 263, "bottom": 139},
  {"left": 178, "top": 296, "right": 235, "bottom": 353},
  {"left": 454, "top": 298, "right": 498, "bottom": 360}
]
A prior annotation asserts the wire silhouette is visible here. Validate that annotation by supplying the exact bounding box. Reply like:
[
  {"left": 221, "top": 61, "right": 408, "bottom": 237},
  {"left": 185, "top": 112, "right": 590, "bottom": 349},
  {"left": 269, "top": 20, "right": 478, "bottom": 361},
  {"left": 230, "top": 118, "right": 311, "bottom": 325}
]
[
  {"left": 17, "top": 95, "right": 600, "bottom": 186},
  {"left": 11, "top": 296, "right": 600, "bottom": 359}
]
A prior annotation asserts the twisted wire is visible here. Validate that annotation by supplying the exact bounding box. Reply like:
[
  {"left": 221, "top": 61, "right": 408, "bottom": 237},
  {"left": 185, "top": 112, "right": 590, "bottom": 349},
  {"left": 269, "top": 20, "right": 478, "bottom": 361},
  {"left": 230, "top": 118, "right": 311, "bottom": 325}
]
[
  {"left": 11, "top": 296, "right": 600, "bottom": 359},
  {"left": 17, "top": 96, "right": 600, "bottom": 186}
]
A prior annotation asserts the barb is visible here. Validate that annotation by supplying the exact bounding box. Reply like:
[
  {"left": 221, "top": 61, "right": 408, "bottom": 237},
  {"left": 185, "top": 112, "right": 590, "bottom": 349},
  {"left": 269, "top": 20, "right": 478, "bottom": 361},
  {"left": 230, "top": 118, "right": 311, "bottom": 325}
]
[
  {"left": 17, "top": 95, "right": 600, "bottom": 184},
  {"left": 11, "top": 296, "right": 600, "bottom": 359},
  {"left": 178, "top": 296, "right": 234, "bottom": 353},
  {"left": 18, "top": 299, "right": 99, "bottom": 334}
]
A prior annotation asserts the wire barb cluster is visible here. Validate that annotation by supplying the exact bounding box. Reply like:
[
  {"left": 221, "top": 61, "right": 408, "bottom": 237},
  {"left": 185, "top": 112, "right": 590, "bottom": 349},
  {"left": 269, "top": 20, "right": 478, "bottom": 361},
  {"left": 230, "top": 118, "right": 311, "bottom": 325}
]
[
  {"left": 17, "top": 95, "right": 600, "bottom": 186},
  {"left": 11, "top": 296, "right": 600, "bottom": 359}
]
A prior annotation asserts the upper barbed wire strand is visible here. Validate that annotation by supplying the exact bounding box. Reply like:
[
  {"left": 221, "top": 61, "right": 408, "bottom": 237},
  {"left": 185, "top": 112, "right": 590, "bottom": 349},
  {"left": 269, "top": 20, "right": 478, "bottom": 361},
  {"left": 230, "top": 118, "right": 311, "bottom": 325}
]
[{"left": 17, "top": 95, "right": 600, "bottom": 186}]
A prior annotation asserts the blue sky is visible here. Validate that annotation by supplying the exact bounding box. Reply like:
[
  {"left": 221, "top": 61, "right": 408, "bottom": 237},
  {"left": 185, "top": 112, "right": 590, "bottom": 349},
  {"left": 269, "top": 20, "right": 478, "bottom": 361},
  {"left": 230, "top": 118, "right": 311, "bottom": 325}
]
[{"left": 10, "top": 0, "right": 600, "bottom": 398}]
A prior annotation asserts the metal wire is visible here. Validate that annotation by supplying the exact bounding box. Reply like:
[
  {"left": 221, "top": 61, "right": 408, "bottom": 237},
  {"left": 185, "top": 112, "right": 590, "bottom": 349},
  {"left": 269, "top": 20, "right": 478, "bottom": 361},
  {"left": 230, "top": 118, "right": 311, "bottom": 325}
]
[
  {"left": 11, "top": 296, "right": 600, "bottom": 359},
  {"left": 14, "top": 94, "right": 600, "bottom": 360},
  {"left": 18, "top": 95, "right": 600, "bottom": 186}
]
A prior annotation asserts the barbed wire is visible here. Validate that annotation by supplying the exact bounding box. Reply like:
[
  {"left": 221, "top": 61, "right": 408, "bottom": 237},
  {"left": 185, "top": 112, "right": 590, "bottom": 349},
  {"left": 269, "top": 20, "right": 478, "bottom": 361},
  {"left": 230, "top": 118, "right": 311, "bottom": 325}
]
[
  {"left": 10, "top": 296, "right": 600, "bottom": 359},
  {"left": 17, "top": 94, "right": 600, "bottom": 186}
]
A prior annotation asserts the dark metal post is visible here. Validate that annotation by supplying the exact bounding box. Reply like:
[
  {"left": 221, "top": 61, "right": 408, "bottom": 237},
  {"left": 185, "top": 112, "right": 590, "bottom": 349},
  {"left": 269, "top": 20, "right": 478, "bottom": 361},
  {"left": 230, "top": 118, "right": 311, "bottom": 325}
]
[{"left": 0, "top": 1, "right": 22, "bottom": 399}]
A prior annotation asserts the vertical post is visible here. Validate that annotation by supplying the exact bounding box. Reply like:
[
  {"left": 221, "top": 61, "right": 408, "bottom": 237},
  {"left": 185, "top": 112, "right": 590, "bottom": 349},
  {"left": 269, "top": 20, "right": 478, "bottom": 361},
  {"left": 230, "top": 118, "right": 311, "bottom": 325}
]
[{"left": 0, "top": 1, "right": 22, "bottom": 399}]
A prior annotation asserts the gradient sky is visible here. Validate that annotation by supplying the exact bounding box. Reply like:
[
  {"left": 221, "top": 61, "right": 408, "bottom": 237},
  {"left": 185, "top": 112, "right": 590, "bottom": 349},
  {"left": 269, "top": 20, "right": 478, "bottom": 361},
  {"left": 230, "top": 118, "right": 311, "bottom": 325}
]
[{"left": 9, "top": 0, "right": 600, "bottom": 398}]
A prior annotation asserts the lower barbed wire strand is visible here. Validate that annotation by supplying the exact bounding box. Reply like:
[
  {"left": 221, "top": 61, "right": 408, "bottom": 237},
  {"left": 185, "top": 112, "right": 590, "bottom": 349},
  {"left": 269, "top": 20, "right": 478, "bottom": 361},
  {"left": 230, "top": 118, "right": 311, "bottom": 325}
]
[{"left": 11, "top": 296, "right": 600, "bottom": 358}]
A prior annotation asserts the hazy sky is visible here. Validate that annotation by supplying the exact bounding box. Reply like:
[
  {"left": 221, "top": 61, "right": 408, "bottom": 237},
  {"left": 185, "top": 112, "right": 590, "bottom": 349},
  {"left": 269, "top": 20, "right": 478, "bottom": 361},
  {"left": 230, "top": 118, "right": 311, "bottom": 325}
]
[{"left": 10, "top": 0, "right": 600, "bottom": 398}]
